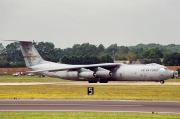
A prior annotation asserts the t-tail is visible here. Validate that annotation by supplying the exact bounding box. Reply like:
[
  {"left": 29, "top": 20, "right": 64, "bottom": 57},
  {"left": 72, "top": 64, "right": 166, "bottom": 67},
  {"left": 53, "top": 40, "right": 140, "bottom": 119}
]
[
  {"left": 5, "top": 40, "right": 47, "bottom": 67},
  {"left": 20, "top": 41, "right": 45, "bottom": 67}
]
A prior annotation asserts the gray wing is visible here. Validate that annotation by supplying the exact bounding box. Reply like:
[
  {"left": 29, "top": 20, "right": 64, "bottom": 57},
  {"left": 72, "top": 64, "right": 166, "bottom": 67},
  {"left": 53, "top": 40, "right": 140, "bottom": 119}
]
[{"left": 28, "top": 63, "right": 123, "bottom": 72}]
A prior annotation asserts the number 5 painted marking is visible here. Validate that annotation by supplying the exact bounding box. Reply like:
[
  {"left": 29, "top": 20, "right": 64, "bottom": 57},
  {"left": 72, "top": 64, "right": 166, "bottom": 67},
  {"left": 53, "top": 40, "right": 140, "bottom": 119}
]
[{"left": 88, "top": 87, "right": 94, "bottom": 95}]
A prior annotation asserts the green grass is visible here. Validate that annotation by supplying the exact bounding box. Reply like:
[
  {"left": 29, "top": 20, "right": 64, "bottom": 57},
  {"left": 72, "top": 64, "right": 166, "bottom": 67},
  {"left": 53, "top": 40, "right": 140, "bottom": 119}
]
[
  {"left": 0, "top": 112, "right": 179, "bottom": 119},
  {"left": 166, "top": 78, "right": 180, "bottom": 82},
  {"left": 0, "top": 85, "right": 179, "bottom": 100},
  {"left": 0, "top": 75, "right": 69, "bottom": 82}
]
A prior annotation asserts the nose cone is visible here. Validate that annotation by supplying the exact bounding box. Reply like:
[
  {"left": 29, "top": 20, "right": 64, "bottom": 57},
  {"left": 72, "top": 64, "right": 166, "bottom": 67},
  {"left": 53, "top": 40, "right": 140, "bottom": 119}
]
[{"left": 166, "top": 70, "right": 174, "bottom": 79}]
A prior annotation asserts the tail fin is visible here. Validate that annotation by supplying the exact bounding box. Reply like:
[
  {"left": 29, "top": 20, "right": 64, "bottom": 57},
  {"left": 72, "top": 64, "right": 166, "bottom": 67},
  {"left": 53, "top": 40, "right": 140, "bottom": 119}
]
[
  {"left": 19, "top": 41, "right": 44, "bottom": 67},
  {"left": 5, "top": 40, "right": 45, "bottom": 67}
]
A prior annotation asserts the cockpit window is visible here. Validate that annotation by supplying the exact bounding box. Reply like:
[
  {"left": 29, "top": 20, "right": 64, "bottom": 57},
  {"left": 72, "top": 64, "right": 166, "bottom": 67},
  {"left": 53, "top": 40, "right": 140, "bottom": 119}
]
[
  {"left": 160, "top": 67, "right": 168, "bottom": 70},
  {"left": 160, "top": 68, "right": 164, "bottom": 70}
]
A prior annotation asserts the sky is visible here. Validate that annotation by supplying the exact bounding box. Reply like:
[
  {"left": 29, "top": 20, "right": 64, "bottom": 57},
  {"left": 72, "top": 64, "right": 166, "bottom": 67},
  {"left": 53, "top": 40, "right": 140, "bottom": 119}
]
[{"left": 0, "top": 0, "right": 180, "bottom": 49}]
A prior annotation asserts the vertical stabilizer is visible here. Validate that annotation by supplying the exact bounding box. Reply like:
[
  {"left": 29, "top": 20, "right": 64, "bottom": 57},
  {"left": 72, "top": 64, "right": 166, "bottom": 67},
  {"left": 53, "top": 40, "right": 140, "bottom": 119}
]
[{"left": 19, "top": 41, "right": 44, "bottom": 67}]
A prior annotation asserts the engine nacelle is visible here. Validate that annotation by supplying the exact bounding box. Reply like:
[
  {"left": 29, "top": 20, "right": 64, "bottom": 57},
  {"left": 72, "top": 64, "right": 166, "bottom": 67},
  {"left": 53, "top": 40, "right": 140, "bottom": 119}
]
[
  {"left": 95, "top": 71, "right": 112, "bottom": 78},
  {"left": 78, "top": 72, "right": 95, "bottom": 78}
]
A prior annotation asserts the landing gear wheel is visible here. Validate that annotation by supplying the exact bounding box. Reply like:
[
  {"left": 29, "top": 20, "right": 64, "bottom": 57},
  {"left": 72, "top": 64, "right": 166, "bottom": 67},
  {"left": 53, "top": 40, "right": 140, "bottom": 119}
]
[
  {"left": 160, "top": 80, "right": 164, "bottom": 84},
  {"left": 88, "top": 81, "right": 97, "bottom": 83},
  {"left": 99, "top": 79, "right": 108, "bottom": 83}
]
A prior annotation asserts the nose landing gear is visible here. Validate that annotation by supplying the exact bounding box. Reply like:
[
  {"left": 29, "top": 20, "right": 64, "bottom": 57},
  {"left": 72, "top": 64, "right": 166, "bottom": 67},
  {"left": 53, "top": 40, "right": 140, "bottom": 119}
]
[{"left": 160, "top": 80, "right": 165, "bottom": 84}]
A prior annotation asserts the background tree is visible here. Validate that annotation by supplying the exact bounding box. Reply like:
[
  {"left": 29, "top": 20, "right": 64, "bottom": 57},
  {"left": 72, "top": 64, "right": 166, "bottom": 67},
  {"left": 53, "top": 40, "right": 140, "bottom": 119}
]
[
  {"left": 36, "top": 42, "right": 55, "bottom": 54},
  {"left": 142, "top": 47, "right": 163, "bottom": 64},
  {"left": 163, "top": 53, "right": 180, "bottom": 66},
  {"left": 54, "top": 48, "right": 64, "bottom": 62},
  {"left": 0, "top": 43, "right": 5, "bottom": 54},
  {"left": 114, "top": 46, "right": 129, "bottom": 60},
  {"left": 0, "top": 60, "right": 11, "bottom": 68},
  {"left": 35, "top": 42, "right": 56, "bottom": 60},
  {"left": 10, "top": 62, "right": 25, "bottom": 67},
  {"left": 106, "top": 44, "right": 118, "bottom": 57},
  {"left": 100, "top": 54, "right": 114, "bottom": 63},
  {"left": 71, "top": 43, "right": 98, "bottom": 56},
  {"left": 126, "top": 52, "right": 137, "bottom": 63},
  {"left": 129, "top": 48, "right": 144, "bottom": 59},
  {"left": 60, "top": 56, "right": 69, "bottom": 64},
  {"left": 43, "top": 55, "right": 56, "bottom": 62},
  {"left": 88, "top": 55, "right": 101, "bottom": 64},
  {"left": 76, "top": 56, "right": 84, "bottom": 64},
  {"left": 1, "top": 41, "right": 180, "bottom": 67},
  {"left": 5, "top": 42, "right": 23, "bottom": 62},
  {"left": 97, "top": 44, "right": 105, "bottom": 56}
]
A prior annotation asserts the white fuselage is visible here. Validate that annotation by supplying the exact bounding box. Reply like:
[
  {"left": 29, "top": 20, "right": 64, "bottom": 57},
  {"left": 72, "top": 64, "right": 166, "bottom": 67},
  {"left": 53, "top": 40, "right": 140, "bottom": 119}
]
[
  {"left": 29, "top": 63, "right": 173, "bottom": 81},
  {"left": 113, "top": 65, "right": 172, "bottom": 81}
]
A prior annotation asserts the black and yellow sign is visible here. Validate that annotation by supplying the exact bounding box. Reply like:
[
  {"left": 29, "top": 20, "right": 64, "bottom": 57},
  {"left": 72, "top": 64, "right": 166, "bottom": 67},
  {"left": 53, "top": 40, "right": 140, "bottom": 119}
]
[{"left": 87, "top": 87, "right": 94, "bottom": 95}]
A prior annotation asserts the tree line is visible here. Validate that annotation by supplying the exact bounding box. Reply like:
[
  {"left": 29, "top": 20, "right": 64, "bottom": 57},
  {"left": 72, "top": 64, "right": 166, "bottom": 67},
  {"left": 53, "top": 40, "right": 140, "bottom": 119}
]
[
  {"left": 0, "top": 42, "right": 180, "bottom": 67},
  {"left": 61, "top": 54, "right": 113, "bottom": 64}
]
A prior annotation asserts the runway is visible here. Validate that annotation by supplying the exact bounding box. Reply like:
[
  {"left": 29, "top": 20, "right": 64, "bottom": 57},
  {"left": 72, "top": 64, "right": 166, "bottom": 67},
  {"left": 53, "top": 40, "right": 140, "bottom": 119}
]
[{"left": 0, "top": 100, "right": 180, "bottom": 114}]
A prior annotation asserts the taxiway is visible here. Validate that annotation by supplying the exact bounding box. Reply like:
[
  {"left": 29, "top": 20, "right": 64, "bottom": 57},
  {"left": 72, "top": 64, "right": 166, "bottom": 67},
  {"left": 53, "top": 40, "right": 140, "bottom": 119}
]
[{"left": 0, "top": 100, "right": 179, "bottom": 114}]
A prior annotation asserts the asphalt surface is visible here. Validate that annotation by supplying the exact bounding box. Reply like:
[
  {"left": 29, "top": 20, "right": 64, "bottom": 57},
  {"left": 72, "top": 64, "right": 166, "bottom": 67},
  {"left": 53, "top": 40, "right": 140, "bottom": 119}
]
[{"left": 0, "top": 100, "right": 180, "bottom": 114}]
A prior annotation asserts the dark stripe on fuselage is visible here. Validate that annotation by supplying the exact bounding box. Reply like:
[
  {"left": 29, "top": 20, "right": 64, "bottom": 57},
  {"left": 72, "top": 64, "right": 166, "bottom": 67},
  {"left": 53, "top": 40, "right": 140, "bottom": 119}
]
[{"left": 24, "top": 56, "right": 40, "bottom": 58}]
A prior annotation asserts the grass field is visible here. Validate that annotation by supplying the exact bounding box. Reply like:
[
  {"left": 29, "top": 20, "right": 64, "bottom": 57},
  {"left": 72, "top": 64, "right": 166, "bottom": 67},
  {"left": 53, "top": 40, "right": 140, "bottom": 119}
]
[
  {"left": 0, "top": 76, "right": 179, "bottom": 100},
  {"left": 166, "top": 78, "right": 180, "bottom": 82},
  {"left": 0, "top": 84, "right": 179, "bottom": 100},
  {"left": 0, "top": 112, "right": 179, "bottom": 119},
  {"left": 0, "top": 75, "right": 69, "bottom": 82}
]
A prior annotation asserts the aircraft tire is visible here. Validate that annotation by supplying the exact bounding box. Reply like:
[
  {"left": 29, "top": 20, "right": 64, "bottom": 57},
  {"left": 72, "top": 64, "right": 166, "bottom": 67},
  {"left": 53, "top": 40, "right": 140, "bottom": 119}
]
[
  {"left": 88, "top": 81, "right": 97, "bottom": 83},
  {"left": 99, "top": 79, "right": 108, "bottom": 83},
  {"left": 160, "top": 80, "right": 165, "bottom": 84}
]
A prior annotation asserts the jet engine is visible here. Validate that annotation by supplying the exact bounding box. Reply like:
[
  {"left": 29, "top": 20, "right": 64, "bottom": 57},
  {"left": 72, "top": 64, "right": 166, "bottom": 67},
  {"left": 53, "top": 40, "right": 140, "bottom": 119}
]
[
  {"left": 78, "top": 71, "right": 96, "bottom": 78},
  {"left": 95, "top": 71, "right": 112, "bottom": 78},
  {"left": 77, "top": 67, "right": 112, "bottom": 83}
]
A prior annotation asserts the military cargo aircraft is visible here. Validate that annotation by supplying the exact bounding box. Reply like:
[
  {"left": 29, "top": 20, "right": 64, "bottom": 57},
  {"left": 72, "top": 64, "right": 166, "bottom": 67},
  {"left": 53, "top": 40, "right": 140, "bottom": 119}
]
[{"left": 6, "top": 40, "right": 173, "bottom": 84}]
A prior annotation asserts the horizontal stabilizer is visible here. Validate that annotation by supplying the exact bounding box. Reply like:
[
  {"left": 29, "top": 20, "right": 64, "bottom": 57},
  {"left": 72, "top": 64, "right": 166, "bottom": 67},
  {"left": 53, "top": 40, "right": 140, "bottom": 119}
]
[{"left": 4, "top": 40, "right": 36, "bottom": 44}]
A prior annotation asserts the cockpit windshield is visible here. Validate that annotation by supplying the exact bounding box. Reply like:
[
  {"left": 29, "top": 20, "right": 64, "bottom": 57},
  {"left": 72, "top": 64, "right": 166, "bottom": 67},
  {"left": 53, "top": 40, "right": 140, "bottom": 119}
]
[{"left": 160, "top": 67, "right": 168, "bottom": 70}]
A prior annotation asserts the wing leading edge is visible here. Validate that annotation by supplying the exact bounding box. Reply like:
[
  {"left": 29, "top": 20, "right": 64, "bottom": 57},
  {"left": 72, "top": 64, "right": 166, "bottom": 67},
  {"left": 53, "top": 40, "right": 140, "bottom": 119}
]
[{"left": 28, "top": 63, "right": 122, "bottom": 73}]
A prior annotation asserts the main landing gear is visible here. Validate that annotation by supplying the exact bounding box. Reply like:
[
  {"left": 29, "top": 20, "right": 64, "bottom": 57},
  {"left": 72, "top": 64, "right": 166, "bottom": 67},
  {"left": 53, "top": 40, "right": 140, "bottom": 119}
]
[
  {"left": 99, "top": 79, "right": 108, "bottom": 83},
  {"left": 88, "top": 81, "right": 98, "bottom": 83},
  {"left": 88, "top": 78, "right": 109, "bottom": 83}
]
